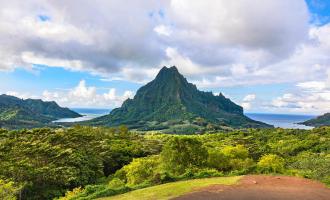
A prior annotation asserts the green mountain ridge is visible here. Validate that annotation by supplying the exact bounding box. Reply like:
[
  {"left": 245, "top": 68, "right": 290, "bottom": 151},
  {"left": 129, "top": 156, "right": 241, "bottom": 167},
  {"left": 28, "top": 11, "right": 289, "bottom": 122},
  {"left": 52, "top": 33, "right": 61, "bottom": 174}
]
[
  {"left": 85, "top": 66, "right": 272, "bottom": 131},
  {"left": 301, "top": 113, "right": 330, "bottom": 127},
  {"left": 0, "top": 94, "right": 82, "bottom": 129}
]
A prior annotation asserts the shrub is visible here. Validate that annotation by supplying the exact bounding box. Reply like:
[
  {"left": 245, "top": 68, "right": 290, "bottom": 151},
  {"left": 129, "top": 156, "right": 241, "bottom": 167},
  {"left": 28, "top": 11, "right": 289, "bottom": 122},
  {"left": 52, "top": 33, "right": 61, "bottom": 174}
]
[
  {"left": 108, "top": 178, "right": 125, "bottom": 189},
  {"left": 222, "top": 145, "right": 249, "bottom": 159},
  {"left": 207, "top": 150, "right": 229, "bottom": 171},
  {"left": 289, "top": 152, "right": 330, "bottom": 185},
  {"left": 257, "top": 154, "right": 285, "bottom": 173},
  {"left": 194, "top": 168, "right": 224, "bottom": 178},
  {"left": 208, "top": 145, "right": 254, "bottom": 172},
  {"left": 58, "top": 187, "right": 85, "bottom": 200},
  {"left": 161, "top": 137, "right": 208, "bottom": 175},
  {"left": 0, "top": 179, "right": 19, "bottom": 200},
  {"left": 123, "top": 155, "right": 160, "bottom": 186}
]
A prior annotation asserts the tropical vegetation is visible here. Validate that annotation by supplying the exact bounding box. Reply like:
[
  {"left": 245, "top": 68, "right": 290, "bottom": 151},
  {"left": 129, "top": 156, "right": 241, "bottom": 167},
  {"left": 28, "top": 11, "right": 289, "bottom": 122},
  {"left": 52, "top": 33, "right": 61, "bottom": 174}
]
[{"left": 0, "top": 126, "right": 329, "bottom": 200}]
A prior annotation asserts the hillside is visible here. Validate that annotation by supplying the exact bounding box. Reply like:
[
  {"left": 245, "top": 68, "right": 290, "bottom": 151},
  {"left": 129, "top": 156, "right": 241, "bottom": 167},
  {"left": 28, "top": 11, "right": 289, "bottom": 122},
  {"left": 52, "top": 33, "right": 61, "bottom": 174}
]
[
  {"left": 0, "top": 94, "right": 81, "bottom": 129},
  {"left": 85, "top": 66, "right": 271, "bottom": 131},
  {"left": 301, "top": 113, "right": 330, "bottom": 127}
]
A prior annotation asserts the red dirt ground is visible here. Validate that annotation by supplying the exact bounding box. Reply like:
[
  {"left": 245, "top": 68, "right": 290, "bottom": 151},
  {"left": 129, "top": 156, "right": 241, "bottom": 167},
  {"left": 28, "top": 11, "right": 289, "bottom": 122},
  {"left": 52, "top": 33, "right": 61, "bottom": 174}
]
[{"left": 173, "top": 175, "right": 330, "bottom": 200}]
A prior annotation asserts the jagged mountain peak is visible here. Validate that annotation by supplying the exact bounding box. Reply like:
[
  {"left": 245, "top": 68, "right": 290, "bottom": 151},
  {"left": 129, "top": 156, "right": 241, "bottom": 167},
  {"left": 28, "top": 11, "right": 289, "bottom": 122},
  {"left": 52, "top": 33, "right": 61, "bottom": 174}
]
[{"left": 86, "top": 66, "right": 271, "bottom": 130}]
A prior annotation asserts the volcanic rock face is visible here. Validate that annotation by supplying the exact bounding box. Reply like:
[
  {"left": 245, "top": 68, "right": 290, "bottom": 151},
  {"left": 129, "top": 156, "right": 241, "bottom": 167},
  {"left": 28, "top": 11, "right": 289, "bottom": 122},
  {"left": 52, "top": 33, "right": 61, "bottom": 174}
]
[{"left": 88, "top": 66, "right": 271, "bottom": 129}]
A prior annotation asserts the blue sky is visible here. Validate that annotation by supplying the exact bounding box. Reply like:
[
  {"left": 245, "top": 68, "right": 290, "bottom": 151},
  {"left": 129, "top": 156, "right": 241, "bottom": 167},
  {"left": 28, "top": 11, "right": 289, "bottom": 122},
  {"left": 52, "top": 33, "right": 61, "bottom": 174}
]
[{"left": 0, "top": 0, "right": 330, "bottom": 114}]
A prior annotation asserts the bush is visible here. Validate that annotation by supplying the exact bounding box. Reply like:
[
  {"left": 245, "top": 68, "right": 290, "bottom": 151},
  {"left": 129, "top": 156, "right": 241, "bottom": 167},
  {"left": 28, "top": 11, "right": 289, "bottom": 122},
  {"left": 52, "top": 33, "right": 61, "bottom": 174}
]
[
  {"left": 108, "top": 178, "right": 125, "bottom": 189},
  {"left": 0, "top": 179, "right": 19, "bottom": 200},
  {"left": 161, "top": 137, "right": 208, "bottom": 175},
  {"left": 208, "top": 145, "right": 254, "bottom": 172},
  {"left": 194, "top": 168, "right": 224, "bottom": 178},
  {"left": 257, "top": 154, "right": 285, "bottom": 173},
  {"left": 289, "top": 152, "right": 330, "bottom": 185},
  {"left": 222, "top": 145, "right": 249, "bottom": 159},
  {"left": 58, "top": 187, "right": 85, "bottom": 200},
  {"left": 207, "top": 150, "right": 229, "bottom": 171},
  {"left": 123, "top": 155, "right": 160, "bottom": 186}
]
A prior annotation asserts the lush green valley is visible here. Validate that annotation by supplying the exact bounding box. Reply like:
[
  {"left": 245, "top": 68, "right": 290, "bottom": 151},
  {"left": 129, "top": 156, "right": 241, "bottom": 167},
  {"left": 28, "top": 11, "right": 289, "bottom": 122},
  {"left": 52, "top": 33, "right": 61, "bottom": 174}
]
[
  {"left": 0, "top": 126, "right": 329, "bottom": 200},
  {"left": 0, "top": 94, "right": 81, "bottom": 129}
]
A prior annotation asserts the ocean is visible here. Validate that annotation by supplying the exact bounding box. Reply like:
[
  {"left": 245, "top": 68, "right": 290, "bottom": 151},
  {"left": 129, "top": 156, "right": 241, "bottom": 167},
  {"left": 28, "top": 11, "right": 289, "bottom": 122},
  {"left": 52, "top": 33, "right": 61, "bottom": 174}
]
[
  {"left": 54, "top": 108, "right": 317, "bottom": 129},
  {"left": 53, "top": 108, "right": 111, "bottom": 123},
  {"left": 246, "top": 113, "right": 315, "bottom": 130}
]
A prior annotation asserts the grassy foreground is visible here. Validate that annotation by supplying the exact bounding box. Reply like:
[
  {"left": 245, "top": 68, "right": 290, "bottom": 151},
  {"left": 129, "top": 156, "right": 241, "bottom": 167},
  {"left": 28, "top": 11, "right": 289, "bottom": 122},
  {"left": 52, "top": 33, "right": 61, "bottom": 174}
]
[{"left": 98, "top": 176, "right": 241, "bottom": 200}]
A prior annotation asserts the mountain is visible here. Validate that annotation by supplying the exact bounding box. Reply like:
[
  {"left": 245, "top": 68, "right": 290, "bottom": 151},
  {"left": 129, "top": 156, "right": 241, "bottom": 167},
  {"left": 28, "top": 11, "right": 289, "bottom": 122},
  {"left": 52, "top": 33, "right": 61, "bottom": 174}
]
[
  {"left": 85, "top": 66, "right": 271, "bottom": 131},
  {"left": 0, "top": 94, "right": 82, "bottom": 129},
  {"left": 300, "top": 113, "right": 330, "bottom": 127}
]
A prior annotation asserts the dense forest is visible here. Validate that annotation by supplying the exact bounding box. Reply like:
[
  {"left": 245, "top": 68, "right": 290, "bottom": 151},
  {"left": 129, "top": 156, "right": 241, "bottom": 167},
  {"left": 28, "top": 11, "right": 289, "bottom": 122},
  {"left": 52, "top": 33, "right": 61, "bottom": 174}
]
[{"left": 0, "top": 126, "right": 329, "bottom": 200}]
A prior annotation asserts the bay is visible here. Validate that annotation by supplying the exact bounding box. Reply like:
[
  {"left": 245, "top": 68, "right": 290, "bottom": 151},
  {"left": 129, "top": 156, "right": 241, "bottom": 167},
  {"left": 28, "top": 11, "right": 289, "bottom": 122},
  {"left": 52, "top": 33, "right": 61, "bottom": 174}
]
[
  {"left": 53, "top": 108, "right": 111, "bottom": 123},
  {"left": 246, "top": 113, "right": 315, "bottom": 129}
]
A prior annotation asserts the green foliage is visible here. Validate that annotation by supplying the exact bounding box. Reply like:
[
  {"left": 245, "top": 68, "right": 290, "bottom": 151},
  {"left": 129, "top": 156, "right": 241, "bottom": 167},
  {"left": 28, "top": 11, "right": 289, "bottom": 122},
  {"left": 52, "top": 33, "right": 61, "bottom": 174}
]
[
  {"left": 108, "top": 179, "right": 125, "bottom": 189},
  {"left": 123, "top": 156, "right": 160, "bottom": 186},
  {"left": 1, "top": 126, "right": 330, "bottom": 199},
  {"left": 0, "top": 126, "right": 160, "bottom": 200},
  {"left": 189, "top": 168, "right": 224, "bottom": 179},
  {"left": 0, "top": 179, "right": 19, "bottom": 200},
  {"left": 289, "top": 152, "right": 330, "bottom": 185},
  {"left": 161, "top": 137, "right": 208, "bottom": 175},
  {"left": 58, "top": 187, "right": 85, "bottom": 200},
  {"left": 207, "top": 150, "right": 229, "bottom": 171},
  {"left": 257, "top": 154, "right": 285, "bottom": 173},
  {"left": 207, "top": 145, "right": 254, "bottom": 172}
]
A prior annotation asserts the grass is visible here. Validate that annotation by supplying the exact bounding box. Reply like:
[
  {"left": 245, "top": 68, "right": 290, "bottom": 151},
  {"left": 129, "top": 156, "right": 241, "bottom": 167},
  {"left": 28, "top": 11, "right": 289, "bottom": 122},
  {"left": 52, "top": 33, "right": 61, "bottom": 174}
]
[{"left": 98, "top": 176, "right": 242, "bottom": 200}]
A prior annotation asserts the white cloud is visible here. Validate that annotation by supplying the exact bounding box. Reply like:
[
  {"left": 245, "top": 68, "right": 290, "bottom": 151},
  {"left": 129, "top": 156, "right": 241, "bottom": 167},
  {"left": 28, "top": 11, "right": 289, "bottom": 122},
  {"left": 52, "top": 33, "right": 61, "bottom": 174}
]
[
  {"left": 0, "top": 0, "right": 311, "bottom": 78},
  {"left": 0, "top": 0, "right": 166, "bottom": 75},
  {"left": 5, "top": 91, "right": 38, "bottom": 99},
  {"left": 241, "top": 94, "right": 256, "bottom": 110},
  {"left": 296, "top": 81, "right": 326, "bottom": 91},
  {"left": 243, "top": 94, "right": 256, "bottom": 102},
  {"left": 154, "top": 25, "right": 172, "bottom": 36},
  {"left": 167, "top": 0, "right": 308, "bottom": 65},
  {"left": 70, "top": 80, "right": 96, "bottom": 99},
  {"left": 1, "top": 0, "right": 330, "bottom": 113},
  {"left": 11, "top": 80, "right": 134, "bottom": 108},
  {"left": 267, "top": 70, "right": 330, "bottom": 114}
]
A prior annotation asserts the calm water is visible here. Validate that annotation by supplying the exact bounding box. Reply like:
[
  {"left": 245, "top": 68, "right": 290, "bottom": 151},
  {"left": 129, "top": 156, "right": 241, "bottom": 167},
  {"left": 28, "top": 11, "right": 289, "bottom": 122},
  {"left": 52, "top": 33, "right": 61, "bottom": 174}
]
[
  {"left": 246, "top": 113, "right": 316, "bottom": 129},
  {"left": 53, "top": 108, "right": 110, "bottom": 123},
  {"left": 54, "top": 109, "right": 316, "bottom": 129}
]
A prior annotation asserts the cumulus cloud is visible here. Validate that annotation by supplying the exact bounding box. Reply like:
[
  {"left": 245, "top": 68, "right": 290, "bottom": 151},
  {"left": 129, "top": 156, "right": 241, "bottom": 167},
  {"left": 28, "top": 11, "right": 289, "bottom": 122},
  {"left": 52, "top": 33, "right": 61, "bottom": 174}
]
[
  {"left": 0, "top": 0, "right": 166, "bottom": 75},
  {"left": 1, "top": 0, "right": 330, "bottom": 112},
  {"left": 11, "top": 80, "right": 134, "bottom": 108},
  {"left": 154, "top": 25, "right": 172, "bottom": 36},
  {"left": 241, "top": 94, "right": 256, "bottom": 110},
  {"left": 0, "top": 0, "right": 311, "bottom": 78},
  {"left": 167, "top": 0, "right": 308, "bottom": 64},
  {"left": 267, "top": 69, "right": 330, "bottom": 114}
]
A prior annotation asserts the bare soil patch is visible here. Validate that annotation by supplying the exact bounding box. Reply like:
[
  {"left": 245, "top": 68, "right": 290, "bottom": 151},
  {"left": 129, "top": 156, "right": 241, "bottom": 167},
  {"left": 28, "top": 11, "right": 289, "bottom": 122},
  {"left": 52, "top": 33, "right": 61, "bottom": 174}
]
[{"left": 173, "top": 175, "right": 330, "bottom": 200}]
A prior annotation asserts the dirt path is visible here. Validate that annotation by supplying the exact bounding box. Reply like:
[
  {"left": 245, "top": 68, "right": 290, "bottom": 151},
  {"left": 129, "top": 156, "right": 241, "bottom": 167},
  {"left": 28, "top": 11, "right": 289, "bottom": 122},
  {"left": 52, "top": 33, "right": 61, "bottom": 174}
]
[{"left": 173, "top": 175, "right": 330, "bottom": 200}]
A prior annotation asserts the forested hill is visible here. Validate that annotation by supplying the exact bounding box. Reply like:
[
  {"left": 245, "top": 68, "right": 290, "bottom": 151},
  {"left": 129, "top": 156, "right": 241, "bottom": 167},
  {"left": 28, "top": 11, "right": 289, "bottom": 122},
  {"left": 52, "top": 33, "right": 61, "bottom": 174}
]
[
  {"left": 85, "top": 66, "right": 272, "bottom": 131},
  {"left": 301, "top": 113, "right": 330, "bottom": 127},
  {"left": 0, "top": 94, "right": 81, "bottom": 129}
]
